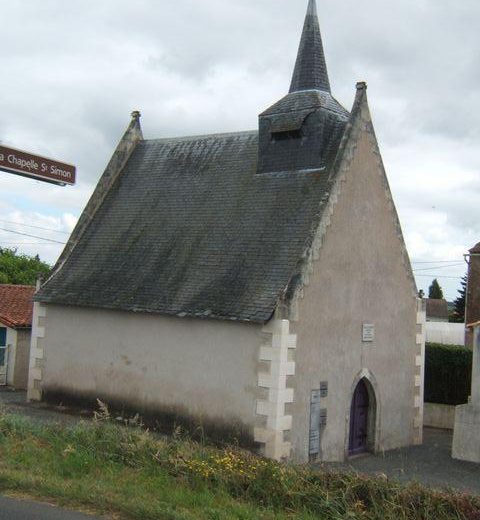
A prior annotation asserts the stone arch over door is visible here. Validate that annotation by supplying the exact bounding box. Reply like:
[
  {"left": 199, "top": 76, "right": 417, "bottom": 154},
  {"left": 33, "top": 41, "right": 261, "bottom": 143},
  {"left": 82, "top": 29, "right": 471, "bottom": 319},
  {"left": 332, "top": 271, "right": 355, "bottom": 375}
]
[{"left": 345, "top": 369, "right": 380, "bottom": 457}]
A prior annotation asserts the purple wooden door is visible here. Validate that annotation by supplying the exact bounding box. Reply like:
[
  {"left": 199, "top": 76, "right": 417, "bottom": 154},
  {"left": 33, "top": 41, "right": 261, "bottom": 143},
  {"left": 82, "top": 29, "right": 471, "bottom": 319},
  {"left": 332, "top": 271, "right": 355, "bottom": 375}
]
[{"left": 349, "top": 379, "right": 369, "bottom": 455}]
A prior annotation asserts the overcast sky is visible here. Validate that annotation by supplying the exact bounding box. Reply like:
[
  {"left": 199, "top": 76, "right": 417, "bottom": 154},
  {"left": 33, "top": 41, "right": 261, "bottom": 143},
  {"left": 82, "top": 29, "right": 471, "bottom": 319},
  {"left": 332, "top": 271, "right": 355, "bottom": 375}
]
[{"left": 0, "top": 0, "right": 478, "bottom": 300}]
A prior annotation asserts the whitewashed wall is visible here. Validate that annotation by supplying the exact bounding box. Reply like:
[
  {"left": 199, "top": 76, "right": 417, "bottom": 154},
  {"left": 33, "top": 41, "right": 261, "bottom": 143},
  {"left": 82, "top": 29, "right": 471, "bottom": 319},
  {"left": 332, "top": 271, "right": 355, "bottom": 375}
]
[{"left": 425, "top": 322, "right": 465, "bottom": 346}]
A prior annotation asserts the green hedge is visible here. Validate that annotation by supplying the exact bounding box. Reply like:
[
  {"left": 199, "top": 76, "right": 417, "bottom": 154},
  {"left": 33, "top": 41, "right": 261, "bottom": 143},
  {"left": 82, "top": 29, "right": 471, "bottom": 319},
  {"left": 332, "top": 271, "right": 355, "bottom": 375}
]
[{"left": 424, "top": 342, "right": 472, "bottom": 405}]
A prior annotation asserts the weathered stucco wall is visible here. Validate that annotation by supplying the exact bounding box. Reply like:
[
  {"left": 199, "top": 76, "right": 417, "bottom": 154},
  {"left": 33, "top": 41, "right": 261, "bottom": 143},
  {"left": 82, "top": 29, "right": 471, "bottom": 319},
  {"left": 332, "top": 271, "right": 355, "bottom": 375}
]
[
  {"left": 424, "top": 402, "right": 455, "bottom": 430},
  {"left": 453, "top": 325, "right": 480, "bottom": 462},
  {"left": 12, "top": 329, "right": 31, "bottom": 389},
  {"left": 40, "top": 305, "right": 262, "bottom": 439},
  {"left": 425, "top": 322, "right": 465, "bottom": 346},
  {"left": 290, "top": 103, "right": 418, "bottom": 463}
]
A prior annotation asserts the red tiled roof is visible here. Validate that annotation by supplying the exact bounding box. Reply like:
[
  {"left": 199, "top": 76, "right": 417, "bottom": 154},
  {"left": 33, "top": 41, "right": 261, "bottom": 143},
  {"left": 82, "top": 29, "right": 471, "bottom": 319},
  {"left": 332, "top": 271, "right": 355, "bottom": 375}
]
[{"left": 0, "top": 284, "right": 36, "bottom": 329}]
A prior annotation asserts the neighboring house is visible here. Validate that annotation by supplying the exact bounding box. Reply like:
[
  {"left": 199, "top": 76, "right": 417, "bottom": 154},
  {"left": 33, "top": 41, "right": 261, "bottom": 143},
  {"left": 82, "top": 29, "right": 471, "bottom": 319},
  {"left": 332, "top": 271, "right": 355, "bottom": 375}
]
[
  {"left": 0, "top": 284, "right": 35, "bottom": 389},
  {"left": 425, "top": 299, "right": 449, "bottom": 322},
  {"left": 465, "top": 242, "right": 480, "bottom": 348},
  {"left": 425, "top": 322, "right": 465, "bottom": 346},
  {"left": 423, "top": 297, "right": 465, "bottom": 345},
  {"left": 28, "top": 0, "right": 425, "bottom": 463}
]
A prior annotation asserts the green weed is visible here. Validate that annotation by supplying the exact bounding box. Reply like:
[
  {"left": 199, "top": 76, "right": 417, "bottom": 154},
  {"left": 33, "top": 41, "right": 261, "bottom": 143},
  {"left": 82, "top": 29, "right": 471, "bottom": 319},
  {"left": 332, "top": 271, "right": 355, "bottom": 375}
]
[{"left": 0, "top": 409, "right": 478, "bottom": 520}]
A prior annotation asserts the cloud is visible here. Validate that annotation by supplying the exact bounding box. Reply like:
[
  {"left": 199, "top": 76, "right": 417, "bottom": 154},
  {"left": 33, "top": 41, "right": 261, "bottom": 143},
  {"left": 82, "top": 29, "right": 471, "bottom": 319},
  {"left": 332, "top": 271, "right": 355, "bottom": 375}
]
[
  {"left": 0, "top": 0, "right": 478, "bottom": 300},
  {"left": 0, "top": 207, "right": 76, "bottom": 265}
]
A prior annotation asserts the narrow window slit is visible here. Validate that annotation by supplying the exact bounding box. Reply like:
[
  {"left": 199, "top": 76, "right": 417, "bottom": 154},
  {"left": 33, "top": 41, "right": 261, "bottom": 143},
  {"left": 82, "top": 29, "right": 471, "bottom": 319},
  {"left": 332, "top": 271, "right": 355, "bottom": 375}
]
[{"left": 271, "top": 129, "right": 302, "bottom": 142}]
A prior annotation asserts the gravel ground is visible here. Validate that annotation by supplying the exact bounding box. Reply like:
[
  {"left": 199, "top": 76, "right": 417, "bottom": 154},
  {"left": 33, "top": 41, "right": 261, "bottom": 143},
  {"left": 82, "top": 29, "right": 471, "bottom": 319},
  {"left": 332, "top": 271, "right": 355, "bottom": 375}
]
[
  {"left": 319, "top": 427, "right": 480, "bottom": 495},
  {"left": 0, "top": 387, "right": 90, "bottom": 426}
]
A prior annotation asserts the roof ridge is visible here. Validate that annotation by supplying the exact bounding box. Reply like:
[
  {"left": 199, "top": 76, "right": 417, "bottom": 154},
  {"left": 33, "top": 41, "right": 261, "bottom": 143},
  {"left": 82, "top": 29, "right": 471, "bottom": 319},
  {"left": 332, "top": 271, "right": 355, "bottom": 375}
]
[{"left": 146, "top": 129, "right": 257, "bottom": 143}]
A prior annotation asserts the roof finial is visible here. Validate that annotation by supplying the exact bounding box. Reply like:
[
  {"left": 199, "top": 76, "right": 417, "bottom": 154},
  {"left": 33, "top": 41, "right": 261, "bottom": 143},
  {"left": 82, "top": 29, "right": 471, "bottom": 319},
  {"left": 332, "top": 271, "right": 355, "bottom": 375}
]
[
  {"left": 289, "top": 0, "right": 331, "bottom": 94},
  {"left": 307, "top": 0, "right": 317, "bottom": 16}
]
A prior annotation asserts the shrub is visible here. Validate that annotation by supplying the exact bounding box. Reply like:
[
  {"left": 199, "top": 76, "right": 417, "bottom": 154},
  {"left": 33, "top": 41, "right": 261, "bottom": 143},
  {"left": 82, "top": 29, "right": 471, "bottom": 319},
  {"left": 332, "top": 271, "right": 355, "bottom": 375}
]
[{"left": 424, "top": 343, "right": 472, "bottom": 405}]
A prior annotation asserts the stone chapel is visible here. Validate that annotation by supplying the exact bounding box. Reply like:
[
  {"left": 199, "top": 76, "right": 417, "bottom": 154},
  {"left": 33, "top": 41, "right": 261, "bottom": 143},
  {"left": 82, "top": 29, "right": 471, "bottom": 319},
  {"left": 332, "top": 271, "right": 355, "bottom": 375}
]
[{"left": 28, "top": 0, "right": 425, "bottom": 462}]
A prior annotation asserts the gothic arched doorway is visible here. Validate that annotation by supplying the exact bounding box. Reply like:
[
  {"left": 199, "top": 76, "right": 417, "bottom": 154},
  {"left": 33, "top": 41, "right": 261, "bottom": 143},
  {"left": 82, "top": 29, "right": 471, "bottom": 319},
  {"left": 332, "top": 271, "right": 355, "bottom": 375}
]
[{"left": 349, "top": 378, "right": 376, "bottom": 456}]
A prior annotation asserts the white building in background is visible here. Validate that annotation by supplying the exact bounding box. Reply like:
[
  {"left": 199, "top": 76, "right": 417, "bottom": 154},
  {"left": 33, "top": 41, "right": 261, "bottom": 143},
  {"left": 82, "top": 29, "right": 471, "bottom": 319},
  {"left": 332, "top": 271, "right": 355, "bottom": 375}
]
[{"left": 425, "top": 322, "right": 465, "bottom": 346}]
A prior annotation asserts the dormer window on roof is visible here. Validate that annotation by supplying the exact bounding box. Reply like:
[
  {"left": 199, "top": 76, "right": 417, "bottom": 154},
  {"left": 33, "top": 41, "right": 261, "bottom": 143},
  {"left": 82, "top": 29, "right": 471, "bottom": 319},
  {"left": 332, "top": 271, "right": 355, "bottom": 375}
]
[{"left": 256, "top": 0, "right": 348, "bottom": 175}]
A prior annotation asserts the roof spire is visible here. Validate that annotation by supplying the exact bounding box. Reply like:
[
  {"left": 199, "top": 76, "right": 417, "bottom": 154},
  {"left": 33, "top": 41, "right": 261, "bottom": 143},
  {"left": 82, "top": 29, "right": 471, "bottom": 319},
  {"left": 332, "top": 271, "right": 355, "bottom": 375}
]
[
  {"left": 289, "top": 0, "right": 331, "bottom": 93},
  {"left": 307, "top": 0, "right": 317, "bottom": 16}
]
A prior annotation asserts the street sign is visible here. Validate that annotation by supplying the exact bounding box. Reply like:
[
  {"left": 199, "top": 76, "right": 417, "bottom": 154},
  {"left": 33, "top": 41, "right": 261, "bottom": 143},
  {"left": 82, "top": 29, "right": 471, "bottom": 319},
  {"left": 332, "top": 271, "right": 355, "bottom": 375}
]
[{"left": 0, "top": 144, "right": 76, "bottom": 186}]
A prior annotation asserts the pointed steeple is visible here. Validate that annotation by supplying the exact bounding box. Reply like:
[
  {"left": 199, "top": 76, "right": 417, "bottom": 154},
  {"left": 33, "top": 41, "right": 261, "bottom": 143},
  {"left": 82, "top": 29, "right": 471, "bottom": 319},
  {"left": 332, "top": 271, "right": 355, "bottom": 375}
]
[{"left": 289, "top": 0, "right": 331, "bottom": 93}]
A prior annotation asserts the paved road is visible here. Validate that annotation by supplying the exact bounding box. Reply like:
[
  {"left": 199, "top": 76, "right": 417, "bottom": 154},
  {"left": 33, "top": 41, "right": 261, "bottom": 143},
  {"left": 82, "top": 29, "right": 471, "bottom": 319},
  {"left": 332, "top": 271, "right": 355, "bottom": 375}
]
[
  {"left": 0, "top": 496, "right": 100, "bottom": 519},
  {"left": 321, "top": 427, "right": 480, "bottom": 495}
]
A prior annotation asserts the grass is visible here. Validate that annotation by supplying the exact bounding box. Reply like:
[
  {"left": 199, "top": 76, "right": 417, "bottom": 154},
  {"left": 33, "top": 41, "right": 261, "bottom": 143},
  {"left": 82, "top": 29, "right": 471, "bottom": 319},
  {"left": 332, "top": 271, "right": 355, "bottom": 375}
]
[{"left": 0, "top": 406, "right": 479, "bottom": 520}]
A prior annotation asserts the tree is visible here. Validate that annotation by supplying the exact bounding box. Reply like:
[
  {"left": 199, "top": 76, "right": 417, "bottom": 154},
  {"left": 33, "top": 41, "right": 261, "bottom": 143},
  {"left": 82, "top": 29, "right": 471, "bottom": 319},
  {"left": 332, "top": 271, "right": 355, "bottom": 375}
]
[
  {"left": 0, "top": 248, "right": 51, "bottom": 285},
  {"left": 450, "top": 274, "right": 467, "bottom": 323},
  {"left": 428, "top": 278, "right": 444, "bottom": 299}
]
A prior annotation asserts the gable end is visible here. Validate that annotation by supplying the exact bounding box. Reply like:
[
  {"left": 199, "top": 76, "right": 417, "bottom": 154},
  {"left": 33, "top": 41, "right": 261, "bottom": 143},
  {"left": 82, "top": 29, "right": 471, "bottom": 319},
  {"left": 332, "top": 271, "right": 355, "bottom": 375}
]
[{"left": 279, "top": 83, "right": 417, "bottom": 320}]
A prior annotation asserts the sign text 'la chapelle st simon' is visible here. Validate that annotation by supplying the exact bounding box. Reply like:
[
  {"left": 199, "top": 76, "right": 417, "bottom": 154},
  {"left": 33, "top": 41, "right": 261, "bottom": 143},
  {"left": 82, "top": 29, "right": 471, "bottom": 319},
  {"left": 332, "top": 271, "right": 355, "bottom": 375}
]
[{"left": 0, "top": 145, "right": 76, "bottom": 186}]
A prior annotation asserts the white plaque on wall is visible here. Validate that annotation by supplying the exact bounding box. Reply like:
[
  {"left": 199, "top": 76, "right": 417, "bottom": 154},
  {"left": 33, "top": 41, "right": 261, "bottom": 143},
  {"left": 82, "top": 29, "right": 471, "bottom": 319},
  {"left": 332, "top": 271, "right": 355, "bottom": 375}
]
[{"left": 362, "top": 323, "right": 375, "bottom": 342}]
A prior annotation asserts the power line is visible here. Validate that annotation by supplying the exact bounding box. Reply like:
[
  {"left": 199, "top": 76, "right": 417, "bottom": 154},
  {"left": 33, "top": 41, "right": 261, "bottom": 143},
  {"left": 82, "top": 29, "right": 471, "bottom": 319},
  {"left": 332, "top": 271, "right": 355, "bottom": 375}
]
[
  {"left": 0, "top": 219, "right": 70, "bottom": 235},
  {"left": 412, "top": 263, "right": 464, "bottom": 272},
  {"left": 414, "top": 274, "right": 462, "bottom": 279},
  {"left": 411, "top": 260, "right": 463, "bottom": 264},
  {"left": 0, "top": 243, "right": 59, "bottom": 247},
  {"left": 0, "top": 227, "right": 66, "bottom": 245},
  {"left": 0, "top": 242, "right": 51, "bottom": 245}
]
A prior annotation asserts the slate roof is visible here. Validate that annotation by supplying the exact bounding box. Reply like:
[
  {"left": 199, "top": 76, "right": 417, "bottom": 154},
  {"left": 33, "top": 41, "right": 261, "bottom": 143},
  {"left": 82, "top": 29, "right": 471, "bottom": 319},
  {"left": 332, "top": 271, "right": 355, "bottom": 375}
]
[
  {"left": 0, "top": 284, "right": 35, "bottom": 329},
  {"left": 36, "top": 130, "right": 341, "bottom": 322},
  {"left": 261, "top": 90, "right": 348, "bottom": 119},
  {"left": 290, "top": 0, "right": 330, "bottom": 93},
  {"left": 35, "top": 0, "right": 351, "bottom": 323},
  {"left": 257, "top": 90, "right": 348, "bottom": 175}
]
